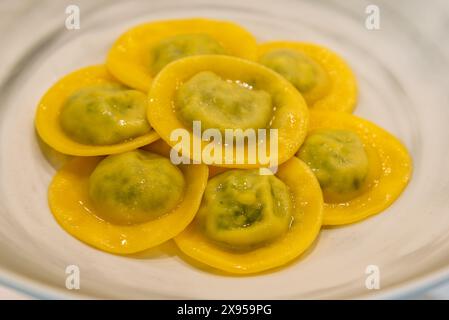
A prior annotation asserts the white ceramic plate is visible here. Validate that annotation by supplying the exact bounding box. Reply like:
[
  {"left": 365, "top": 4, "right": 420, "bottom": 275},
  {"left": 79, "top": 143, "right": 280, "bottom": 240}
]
[{"left": 1, "top": 0, "right": 449, "bottom": 299}]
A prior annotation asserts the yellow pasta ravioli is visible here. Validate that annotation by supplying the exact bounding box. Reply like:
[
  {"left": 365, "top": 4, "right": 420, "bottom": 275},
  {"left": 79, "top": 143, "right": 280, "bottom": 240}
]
[
  {"left": 49, "top": 148, "right": 208, "bottom": 254},
  {"left": 35, "top": 65, "right": 159, "bottom": 156},
  {"left": 107, "top": 18, "right": 257, "bottom": 92},
  {"left": 175, "top": 157, "right": 323, "bottom": 274},
  {"left": 297, "top": 111, "right": 412, "bottom": 225},
  {"left": 258, "top": 42, "right": 357, "bottom": 112},
  {"left": 147, "top": 55, "right": 309, "bottom": 168}
]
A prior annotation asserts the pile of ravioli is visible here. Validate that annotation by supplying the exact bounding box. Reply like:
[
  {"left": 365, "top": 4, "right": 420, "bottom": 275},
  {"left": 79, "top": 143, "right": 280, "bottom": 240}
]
[{"left": 35, "top": 18, "right": 412, "bottom": 274}]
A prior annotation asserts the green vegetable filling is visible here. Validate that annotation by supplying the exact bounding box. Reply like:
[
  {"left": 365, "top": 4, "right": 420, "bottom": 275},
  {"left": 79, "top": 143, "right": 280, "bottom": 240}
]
[
  {"left": 259, "top": 48, "right": 329, "bottom": 104},
  {"left": 151, "top": 34, "right": 225, "bottom": 74},
  {"left": 297, "top": 129, "right": 369, "bottom": 202},
  {"left": 89, "top": 150, "right": 185, "bottom": 225},
  {"left": 60, "top": 84, "right": 151, "bottom": 145},
  {"left": 198, "top": 169, "right": 293, "bottom": 249},
  {"left": 175, "top": 71, "right": 273, "bottom": 133}
]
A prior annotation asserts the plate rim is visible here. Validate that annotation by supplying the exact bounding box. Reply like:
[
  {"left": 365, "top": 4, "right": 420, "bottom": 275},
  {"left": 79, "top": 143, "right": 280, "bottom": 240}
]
[{"left": 1, "top": 261, "right": 449, "bottom": 299}]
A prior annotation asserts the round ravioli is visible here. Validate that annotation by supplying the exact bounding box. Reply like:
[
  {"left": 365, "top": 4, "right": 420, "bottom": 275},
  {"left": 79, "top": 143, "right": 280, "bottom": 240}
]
[
  {"left": 297, "top": 111, "right": 412, "bottom": 225},
  {"left": 48, "top": 149, "right": 208, "bottom": 254},
  {"left": 35, "top": 65, "right": 160, "bottom": 156},
  {"left": 147, "top": 55, "right": 309, "bottom": 168},
  {"left": 106, "top": 18, "right": 257, "bottom": 92},
  {"left": 175, "top": 157, "right": 323, "bottom": 274},
  {"left": 258, "top": 41, "right": 357, "bottom": 112}
]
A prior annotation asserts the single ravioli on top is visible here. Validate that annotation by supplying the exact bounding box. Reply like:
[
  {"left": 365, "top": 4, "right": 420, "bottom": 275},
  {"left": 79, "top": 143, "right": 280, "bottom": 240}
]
[
  {"left": 258, "top": 42, "right": 357, "bottom": 112},
  {"left": 175, "top": 157, "right": 323, "bottom": 274},
  {"left": 106, "top": 18, "right": 258, "bottom": 92},
  {"left": 296, "top": 111, "right": 412, "bottom": 225},
  {"left": 35, "top": 65, "right": 160, "bottom": 156},
  {"left": 49, "top": 149, "right": 208, "bottom": 254},
  {"left": 147, "top": 55, "right": 309, "bottom": 168}
]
